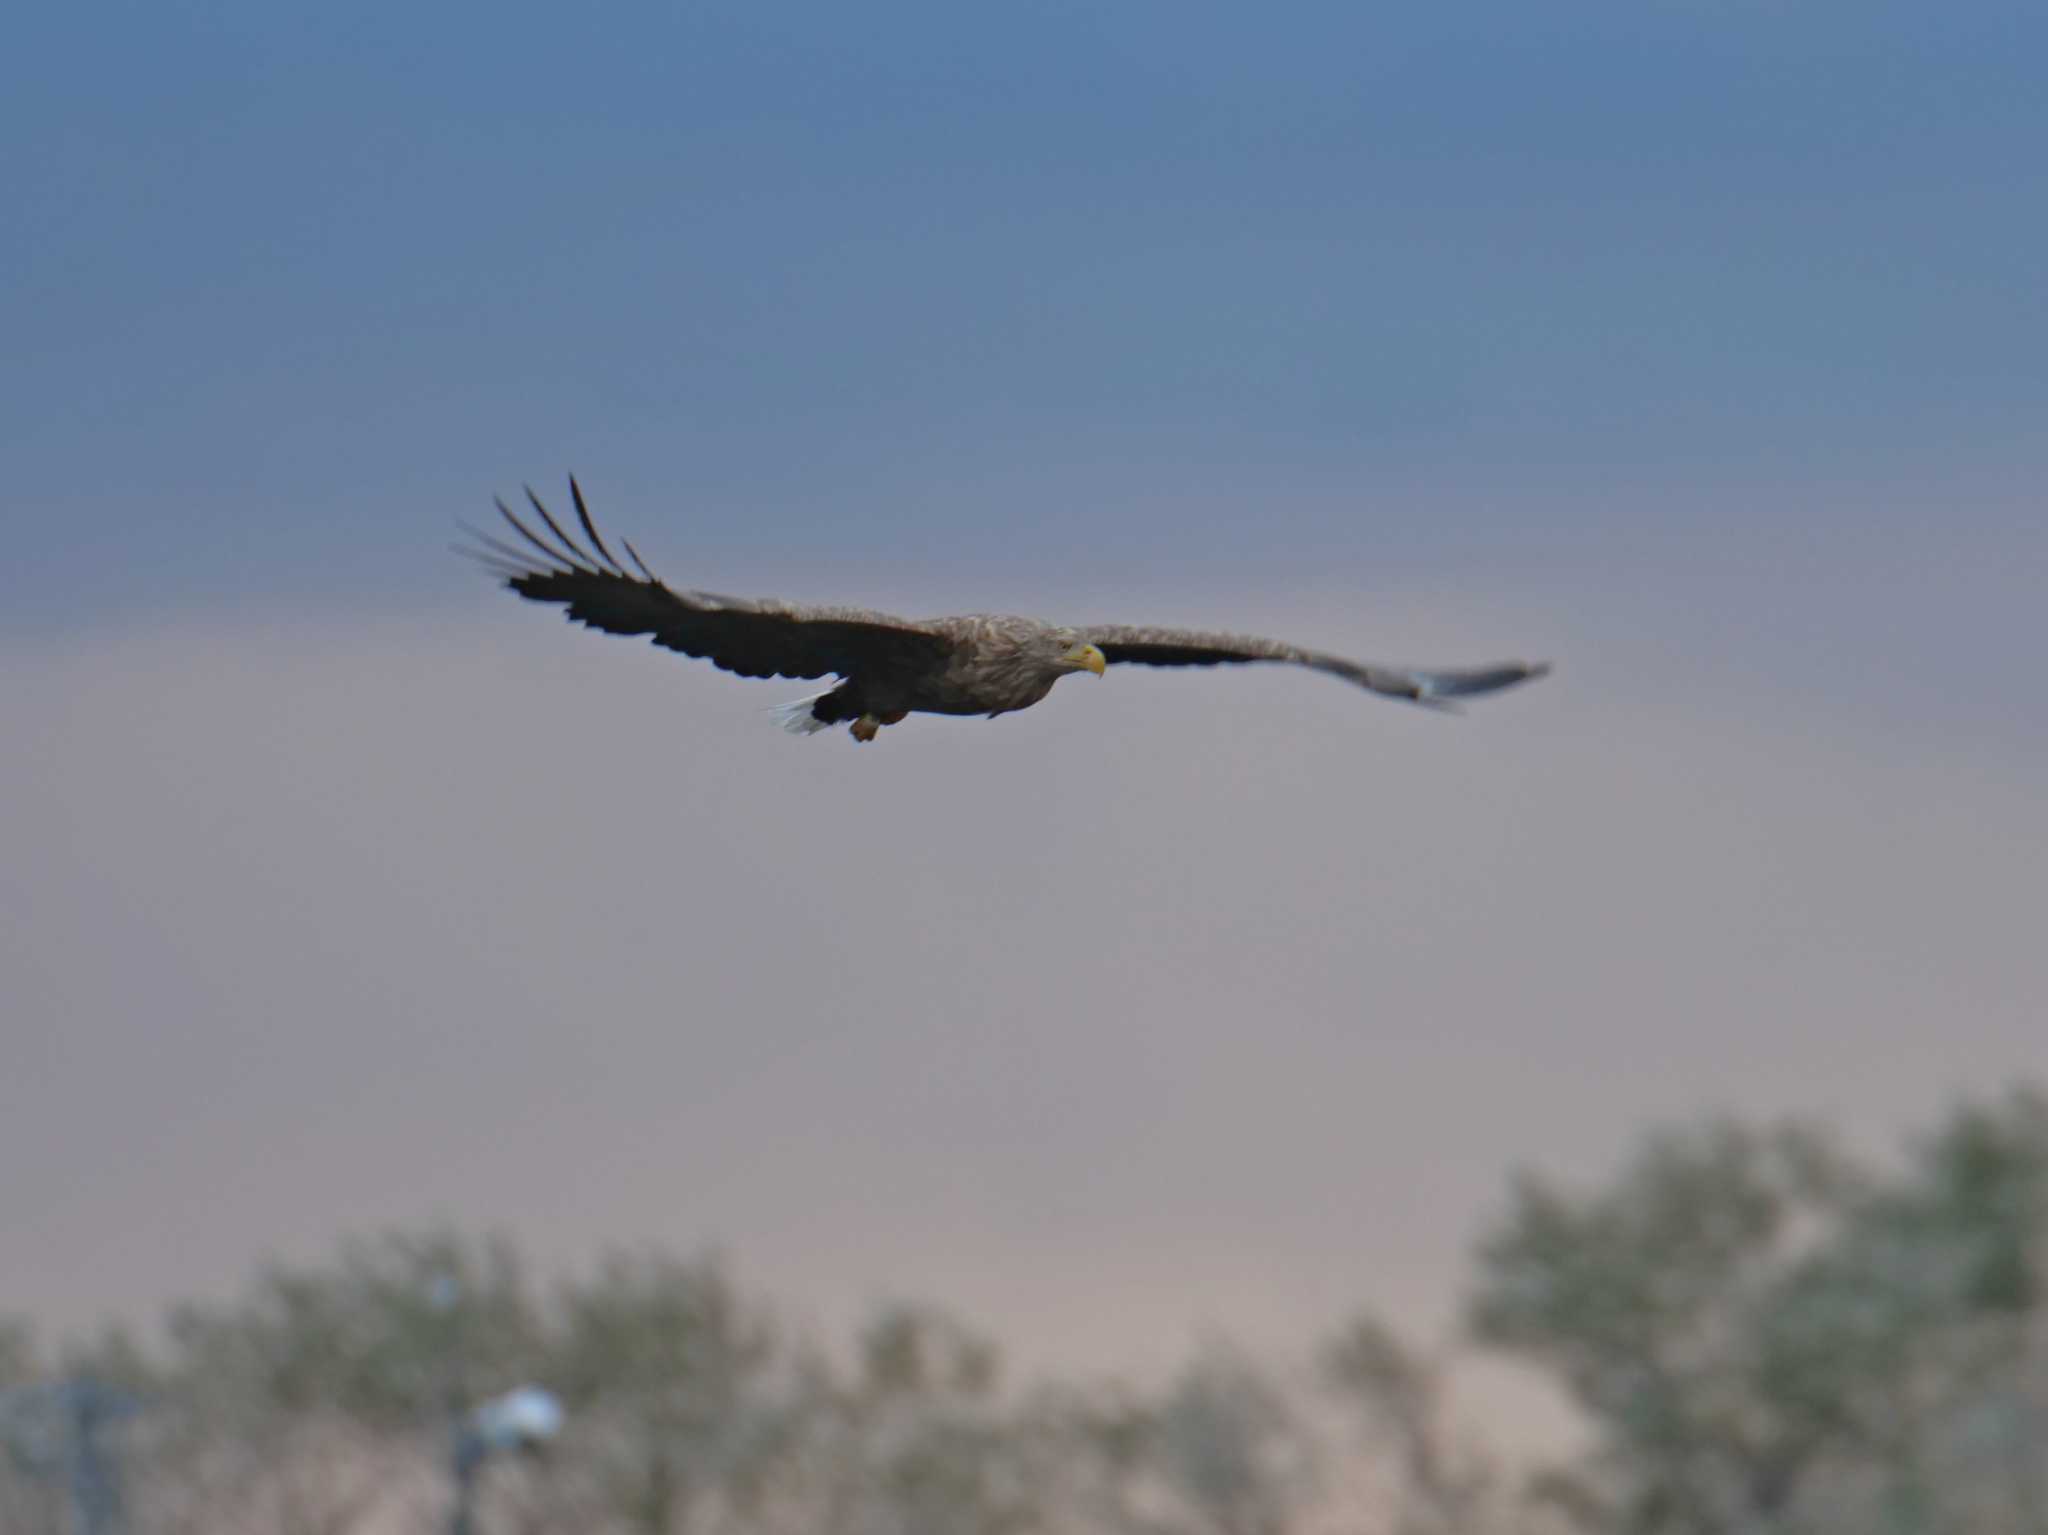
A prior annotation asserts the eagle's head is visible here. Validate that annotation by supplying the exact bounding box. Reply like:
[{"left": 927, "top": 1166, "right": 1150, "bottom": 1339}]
[{"left": 1051, "top": 636, "right": 1107, "bottom": 677}]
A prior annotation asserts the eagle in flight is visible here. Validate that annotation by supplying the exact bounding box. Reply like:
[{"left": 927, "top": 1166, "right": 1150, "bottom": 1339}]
[{"left": 462, "top": 480, "right": 1550, "bottom": 742}]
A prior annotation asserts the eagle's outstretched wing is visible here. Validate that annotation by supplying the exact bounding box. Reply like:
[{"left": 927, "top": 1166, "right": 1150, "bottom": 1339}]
[
  {"left": 1081, "top": 624, "right": 1549, "bottom": 709},
  {"left": 459, "top": 480, "right": 956, "bottom": 682}
]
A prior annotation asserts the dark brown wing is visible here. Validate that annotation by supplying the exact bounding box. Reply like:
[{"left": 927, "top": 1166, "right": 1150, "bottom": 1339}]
[
  {"left": 1082, "top": 624, "right": 1550, "bottom": 708},
  {"left": 459, "top": 480, "right": 957, "bottom": 682}
]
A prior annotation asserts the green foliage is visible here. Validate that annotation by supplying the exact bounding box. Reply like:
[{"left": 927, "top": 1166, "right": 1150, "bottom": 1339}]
[
  {"left": 786, "top": 1305, "right": 1043, "bottom": 1535},
  {"left": 537, "top": 1252, "right": 785, "bottom": 1533},
  {"left": 857, "top": 1304, "right": 1000, "bottom": 1403},
  {"left": 162, "top": 1227, "right": 543, "bottom": 1428},
  {"left": 11, "top": 1089, "right": 2048, "bottom": 1535},
  {"left": 549, "top": 1252, "right": 771, "bottom": 1405},
  {"left": 1323, "top": 1318, "right": 1504, "bottom": 1535},
  {"left": 1145, "top": 1344, "right": 1313, "bottom": 1535},
  {"left": 1470, "top": 1090, "right": 2048, "bottom": 1534}
]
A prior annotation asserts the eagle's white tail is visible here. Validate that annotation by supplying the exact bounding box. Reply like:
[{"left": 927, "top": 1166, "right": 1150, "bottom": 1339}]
[{"left": 769, "top": 691, "right": 834, "bottom": 735}]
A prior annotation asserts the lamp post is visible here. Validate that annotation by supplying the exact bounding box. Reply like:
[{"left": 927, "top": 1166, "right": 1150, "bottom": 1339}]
[
  {"left": 450, "top": 1385, "right": 564, "bottom": 1535},
  {"left": 427, "top": 1269, "right": 562, "bottom": 1535},
  {"left": 0, "top": 1377, "right": 141, "bottom": 1535}
]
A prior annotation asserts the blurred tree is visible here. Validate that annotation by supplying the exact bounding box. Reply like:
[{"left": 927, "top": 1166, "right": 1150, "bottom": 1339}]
[
  {"left": 527, "top": 1250, "right": 785, "bottom": 1535},
  {"left": 1322, "top": 1315, "right": 1509, "bottom": 1535},
  {"left": 1141, "top": 1344, "right": 1314, "bottom": 1535},
  {"left": 0, "top": 1327, "right": 153, "bottom": 1535},
  {"left": 162, "top": 1227, "right": 543, "bottom": 1427},
  {"left": 1469, "top": 1092, "right": 2048, "bottom": 1535},
  {"left": 1752, "top": 1090, "right": 2048, "bottom": 1533},
  {"left": 0, "top": 1320, "right": 58, "bottom": 1535},
  {"left": 131, "top": 1228, "right": 542, "bottom": 1535},
  {"left": 12, "top": 1090, "right": 2048, "bottom": 1535},
  {"left": 0, "top": 1320, "right": 36, "bottom": 1386},
  {"left": 765, "top": 1303, "right": 1042, "bottom": 1535},
  {"left": 1002, "top": 1382, "right": 1155, "bottom": 1534}
]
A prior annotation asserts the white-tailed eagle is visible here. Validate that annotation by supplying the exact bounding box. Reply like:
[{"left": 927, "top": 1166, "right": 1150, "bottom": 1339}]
[{"left": 462, "top": 480, "right": 1550, "bottom": 742}]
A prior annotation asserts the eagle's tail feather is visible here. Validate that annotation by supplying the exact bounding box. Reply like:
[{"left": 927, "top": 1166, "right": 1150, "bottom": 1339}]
[{"left": 769, "top": 690, "right": 836, "bottom": 736}]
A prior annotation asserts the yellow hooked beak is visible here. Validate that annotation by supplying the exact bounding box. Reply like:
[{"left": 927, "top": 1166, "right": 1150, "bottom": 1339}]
[{"left": 1065, "top": 642, "right": 1107, "bottom": 676}]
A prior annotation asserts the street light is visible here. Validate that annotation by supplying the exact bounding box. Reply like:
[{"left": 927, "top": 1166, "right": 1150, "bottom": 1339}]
[
  {"left": 450, "top": 1384, "right": 564, "bottom": 1535},
  {"left": 0, "top": 1377, "right": 142, "bottom": 1535}
]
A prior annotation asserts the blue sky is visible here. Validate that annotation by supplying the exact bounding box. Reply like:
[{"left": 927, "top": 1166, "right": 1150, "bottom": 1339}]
[
  {"left": 6, "top": 1, "right": 2043, "bottom": 621},
  {"left": 4, "top": 1, "right": 2045, "bottom": 1420}
]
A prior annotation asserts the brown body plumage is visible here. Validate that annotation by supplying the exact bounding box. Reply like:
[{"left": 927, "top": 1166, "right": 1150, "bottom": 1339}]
[{"left": 461, "top": 480, "right": 1550, "bottom": 741}]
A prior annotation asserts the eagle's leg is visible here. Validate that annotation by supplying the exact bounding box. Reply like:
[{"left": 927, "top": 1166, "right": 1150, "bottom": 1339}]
[{"left": 849, "top": 710, "right": 908, "bottom": 743}]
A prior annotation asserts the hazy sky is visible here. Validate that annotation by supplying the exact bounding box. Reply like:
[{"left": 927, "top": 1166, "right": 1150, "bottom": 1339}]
[{"left": 4, "top": 0, "right": 2044, "bottom": 1424}]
